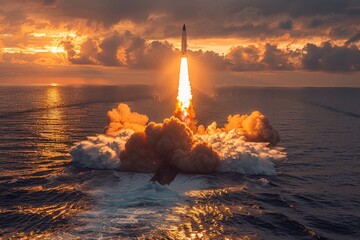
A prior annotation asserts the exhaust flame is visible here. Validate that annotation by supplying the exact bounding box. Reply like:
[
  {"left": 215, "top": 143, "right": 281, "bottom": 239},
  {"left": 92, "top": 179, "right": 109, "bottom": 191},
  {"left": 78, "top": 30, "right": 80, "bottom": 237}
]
[
  {"left": 176, "top": 57, "right": 192, "bottom": 115},
  {"left": 174, "top": 57, "right": 197, "bottom": 130}
]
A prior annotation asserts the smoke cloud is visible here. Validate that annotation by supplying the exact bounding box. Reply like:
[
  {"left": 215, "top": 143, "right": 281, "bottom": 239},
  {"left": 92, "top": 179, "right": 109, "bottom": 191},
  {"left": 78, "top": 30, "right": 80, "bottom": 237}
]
[
  {"left": 105, "top": 103, "right": 149, "bottom": 136},
  {"left": 120, "top": 117, "right": 220, "bottom": 184},
  {"left": 198, "top": 111, "right": 280, "bottom": 146},
  {"left": 72, "top": 103, "right": 285, "bottom": 184}
]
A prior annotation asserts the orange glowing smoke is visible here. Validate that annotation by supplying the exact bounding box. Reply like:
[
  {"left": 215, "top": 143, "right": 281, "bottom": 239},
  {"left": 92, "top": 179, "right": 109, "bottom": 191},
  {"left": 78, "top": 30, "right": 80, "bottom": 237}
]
[{"left": 174, "top": 57, "right": 197, "bottom": 130}]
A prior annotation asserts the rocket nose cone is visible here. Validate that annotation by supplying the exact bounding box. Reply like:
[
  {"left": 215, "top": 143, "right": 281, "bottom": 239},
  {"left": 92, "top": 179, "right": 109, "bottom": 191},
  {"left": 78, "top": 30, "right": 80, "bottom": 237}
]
[{"left": 182, "top": 24, "right": 186, "bottom": 31}]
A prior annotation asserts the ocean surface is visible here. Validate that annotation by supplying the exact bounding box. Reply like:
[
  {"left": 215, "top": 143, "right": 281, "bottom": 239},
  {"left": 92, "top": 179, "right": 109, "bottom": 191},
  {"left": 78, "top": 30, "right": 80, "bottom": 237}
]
[{"left": 0, "top": 85, "right": 359, "bottom": 239}]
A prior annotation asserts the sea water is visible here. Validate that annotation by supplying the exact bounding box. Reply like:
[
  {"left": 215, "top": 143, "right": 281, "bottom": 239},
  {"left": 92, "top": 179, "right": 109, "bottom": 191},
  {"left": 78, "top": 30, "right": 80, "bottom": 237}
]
[{"left": 0, "top": 85, "right": 359, "bottom": 239}]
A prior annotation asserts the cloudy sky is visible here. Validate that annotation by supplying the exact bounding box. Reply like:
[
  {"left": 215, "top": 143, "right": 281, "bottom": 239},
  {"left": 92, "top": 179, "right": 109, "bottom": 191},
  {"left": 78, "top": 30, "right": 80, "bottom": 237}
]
[{"left": 0, "top": 0, "right": 359, "bottom": 86}]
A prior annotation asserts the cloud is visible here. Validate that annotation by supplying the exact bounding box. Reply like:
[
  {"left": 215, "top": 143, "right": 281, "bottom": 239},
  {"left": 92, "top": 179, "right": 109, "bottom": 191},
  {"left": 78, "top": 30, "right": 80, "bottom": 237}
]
[
  {"left": 97, "top": 33, "right": 124, "bottom": 66},
  {"left": 262, "top": 44, "right": 294, "bottom": 70},
  {"left": 226, "top": 45, "right": 265, "bottom": 71},
  {"left": 54, "top": 0, "right": 359, "bottom": 24},
  {"left": 61, "top": 32, "right": 176, "bottom": 68},
  {"left": 1, "top": 0, "right": 360, "bottom": 74},
  {"left": 308, "top": 18, "right": 324, "bottom": 28},
  {"left": 302, "top": 42, "right": 360, "bottom": 71},
  {"left": 329, "top": 26, "right": 356, "bottom": 39},
  {"left": 64, "top": 38, "right": 99, "bottom": 65},
  {"left": 57, "top": 0, "right": 153, "bottom": 26},
  {"left": 120, "top": 33, "right": 176, "bottom": 69},
  {"left": 4, "top": 30, "right": 360, "bottom": 73},
  {"left": 223, "top": 42, "right": 360, "bottom": 72},
  {"left": 278, "top": 19, "right": 293, "bottom": 30},
  {"left": 134, "top": 40, "right": 175, "bottom": 68},
  {"left": 225, "top": 44, "right": 296, "bottom": 71},
  {"left": 345, "top": 32, "right": 360, "bottom": 46},
  {"left": 42, "top": 0, "right": 56, "bottom": 5},
  {"left": 3, "top": 0, "right": 355, "bottom": 40},
  {"left": 189, "top": 50, "right": 228, "bottom": 70}
]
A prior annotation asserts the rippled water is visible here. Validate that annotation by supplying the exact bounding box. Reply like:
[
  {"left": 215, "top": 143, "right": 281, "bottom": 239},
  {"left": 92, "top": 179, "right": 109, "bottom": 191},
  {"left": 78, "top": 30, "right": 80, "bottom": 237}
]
[{"left": 0, "top": 85, "right": 359, "bottom": 239}]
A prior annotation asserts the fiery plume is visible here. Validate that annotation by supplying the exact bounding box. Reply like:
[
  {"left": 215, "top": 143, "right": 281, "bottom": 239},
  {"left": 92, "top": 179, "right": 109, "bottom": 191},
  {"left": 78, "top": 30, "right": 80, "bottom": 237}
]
[{"left": 174, "top": 57, "right": 197, "bottom": 130}]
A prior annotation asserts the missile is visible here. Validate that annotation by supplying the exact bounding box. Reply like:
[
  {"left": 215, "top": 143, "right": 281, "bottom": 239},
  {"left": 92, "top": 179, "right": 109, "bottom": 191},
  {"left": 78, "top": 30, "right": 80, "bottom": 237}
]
[{"left": 181, "top": 24, "right": 187, "bottom": 56}]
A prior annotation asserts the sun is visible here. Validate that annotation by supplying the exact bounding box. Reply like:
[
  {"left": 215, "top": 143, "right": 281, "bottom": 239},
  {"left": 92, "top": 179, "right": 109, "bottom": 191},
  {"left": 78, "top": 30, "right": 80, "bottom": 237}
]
[
  {"left": 50, "top": 83, "right": 58, "bottom": 87},
  {"left": 50, "top": 46, "right": 65, "bottom": 53}
]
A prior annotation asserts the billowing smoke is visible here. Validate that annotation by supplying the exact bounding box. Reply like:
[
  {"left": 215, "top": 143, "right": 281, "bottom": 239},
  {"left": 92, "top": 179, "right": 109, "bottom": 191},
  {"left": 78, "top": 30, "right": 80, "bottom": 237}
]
[
  {"left": 120, "top": 116, "right": 220, "bottom": 184},
  {"left": 105, "top": 103, "right": 149, "bottom": 135},
  {"left": 197, "top": 111, "right": 280, "bottom": 146},
  {"left": 71, "top": 103, "right": 286, "bottom": 184}
]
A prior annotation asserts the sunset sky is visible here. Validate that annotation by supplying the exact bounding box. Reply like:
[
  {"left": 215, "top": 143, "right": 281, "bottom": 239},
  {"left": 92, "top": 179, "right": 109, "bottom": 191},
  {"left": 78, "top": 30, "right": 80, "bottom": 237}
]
[{"left": 0, "top": 0, "right": 359, "bottom": 86}]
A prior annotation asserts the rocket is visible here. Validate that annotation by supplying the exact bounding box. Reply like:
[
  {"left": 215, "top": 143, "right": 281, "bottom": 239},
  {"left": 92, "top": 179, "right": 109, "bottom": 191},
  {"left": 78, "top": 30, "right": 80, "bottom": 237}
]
[{"left": 181, "top": 24, "right": 187, "bottom": 56}]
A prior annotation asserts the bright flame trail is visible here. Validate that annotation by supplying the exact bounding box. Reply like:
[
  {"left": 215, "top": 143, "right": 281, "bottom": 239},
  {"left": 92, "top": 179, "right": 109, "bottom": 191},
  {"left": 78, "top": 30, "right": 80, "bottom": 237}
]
[
  {"left": 177, "top": 57, "right": 192, "bottom": 115},
  {"left": 174, "top": 57, "right": 197, "bottom": 130}
]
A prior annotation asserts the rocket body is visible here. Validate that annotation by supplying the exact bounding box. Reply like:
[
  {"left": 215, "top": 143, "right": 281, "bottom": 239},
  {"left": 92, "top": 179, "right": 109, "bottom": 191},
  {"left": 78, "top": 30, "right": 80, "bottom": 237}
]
[{"left": 181, "top": 24, "right": 187, "bottom": 56}]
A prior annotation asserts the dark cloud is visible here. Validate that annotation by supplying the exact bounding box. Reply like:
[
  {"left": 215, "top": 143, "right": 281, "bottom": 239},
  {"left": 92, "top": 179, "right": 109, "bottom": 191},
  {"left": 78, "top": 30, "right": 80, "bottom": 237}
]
[
  {"left": 226, "top": 46, "right": 265, "bottom": 71},
  {"left": 345, "top": 32, "right": 360, "bottom": 46},
  {"left": 60, "top": 33, "right": 360, "bottom": 72},
  {"left": 62, "top": 41, "right": 76, "bottom": 58},
  {"left": 124, "top": 35, "right": 147, "bottom": 68},
  {"left": 189, "top": 50, "right": 228, "bottom": 70},
  {"left": 58, "top": 0, "right": 153, "bottom": 26},
  {"left": 302, "top": 42, "right": 360, "bottom": 71},
  {"left": 47, "top": 0, "right": 360, "bottom": 39},
  {"left": 97, "top": 33, "right": 124, "bottom": 66},
  {"left": 329, "top": 26, "right": 355, "bottom": 39},
  {"left": 262, "top": 44, "right": 294, "bottom": 70},
  {"left": 125, "top": 36, "right": 176, "bottom": 69},
  {"left": 308, "top": 18, "right": 324, "bottom": 28},
  {"left": 136, "top": 40, "right": 175, "bottom": 68},
  {"left": 129, "top": 19, "right": 275, "bottom": 40},
  {"left": 55, "top": 0, "right": 359, "bottom": 23},
  {"left": 61, "top": 32, "right": 176, "bottom": 68},
  {"left": 278, "top": 19, "right": 293, "bottom": 30},
  {"left": 1, "top": 0, "right": 360, "bottom": 73},
  {"left": 43, "top": 0, "right": 56, "bottom": 5},
  {"left": 1, "top": 0, "right": 359, "bottom": 49},
  {"left": 225, "top": 44, "right": 296, "bottom": 71},
  {"left": 241, "top": 0, "right": 359, "bottom": 17},
  {"left": 65, "top": 38, "right": 99, "bottom": 65}
]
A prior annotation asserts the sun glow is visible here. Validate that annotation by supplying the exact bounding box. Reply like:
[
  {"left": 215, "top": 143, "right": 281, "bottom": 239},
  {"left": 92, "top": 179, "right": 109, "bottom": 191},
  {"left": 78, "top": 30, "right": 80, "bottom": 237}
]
[
  {"left": 1, "top": 46, "right": 65, "bottom": 54},
  {"left": 49, "top": 46, "right": 65, "bottom": 53}
]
